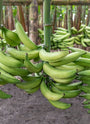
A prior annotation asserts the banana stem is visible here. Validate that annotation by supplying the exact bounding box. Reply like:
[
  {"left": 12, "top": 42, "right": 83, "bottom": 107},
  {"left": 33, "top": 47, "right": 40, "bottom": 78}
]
[
  {"left": 0, "top": 0, "right": 3, "bottom": 28},
  {"left": 43, "top": 0, "right": 51, "bottom": 52}
]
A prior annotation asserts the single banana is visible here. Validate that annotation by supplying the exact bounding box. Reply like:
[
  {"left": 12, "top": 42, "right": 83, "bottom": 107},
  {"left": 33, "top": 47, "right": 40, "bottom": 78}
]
[
  {"left": 48, "top": 100, "right": 71, "bottom": 109},
  {"left": 24, "top": 53, "right": 43, "bottom": 73},
  {"left": 0, "top": 63, "right": 29, "bottom": 76},
  {"left": 0, "top": 79, "right": 8, "bottom": 85},
  {"left": 7, "top": 48, "right": 39, "bottom": 60},
  {"left": 83, "top": 99, "right": 90, "bottom": 104},
  {"left": 51, "top": 86, "right": 81, "bottom": 98},
  {"left": 24, "top": 85, "right": 40, "bottom": 94},
  {"left": 53, "top": 81, "right": 82, "bottom": 91},
  {"left": 40, "top": 79, "right": 64, "bottom": 101},
  {"left": 0, "top": 68, "right": 20, "bottom": 84},
  {"left": 15, "top": 20, "right": 38, "bottom": 50},
  {"left": 16, "top": 77, "right": 42, "bottom": 89},
  {"left": 39, "top": 49, "right": 68, "bottom": 62},
  {"left": 0, "top": 90, "right": 12, "bottom": 99},
  {"left": 68, "top": 47, "right": 90, "bottom": 58},
  {"left": 79, "top": 86, "right": 90, "bottom": 93},
  {"left": 53, "top": 76, "right": 75, "bottom": 84},
  {"left": 78, "top": 70, "right": 90, "bottom": 76},
  {"left": 80, "top": 93, "right": 90, "bottom": 100},
  {"left": 43, "top": 63, "right": 76, "bottom": 79},
  {"left": 21, "top": 75, "right": 40, "bottom": 81},
  {"left": 0, "top": 52, "right": 24, "bottom": 68},
  {"left": 56, "top": 64, "right": 84, "bottom": 72},
  {"left": 74, "top": 57, "right": 90, "bottom": 67},
  {"left": 83, "top": 104, "right": 90, "bottom": 109},
  {"left": 1, "top": 26, "right": 21, "bottom": 46},
  {"left": 49, "top": 52, "right": 85, "bottom": 66}
]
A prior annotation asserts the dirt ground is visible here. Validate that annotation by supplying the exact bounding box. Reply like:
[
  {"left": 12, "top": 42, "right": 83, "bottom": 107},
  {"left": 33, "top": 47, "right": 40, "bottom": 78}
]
[{"left": 0, "top": 84, "right": 90, "bottom": 124}]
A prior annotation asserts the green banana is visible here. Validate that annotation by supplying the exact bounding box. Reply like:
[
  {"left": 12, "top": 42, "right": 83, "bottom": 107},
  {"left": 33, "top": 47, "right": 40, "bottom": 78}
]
[
  {"left": 24, "top": 53, "right": 43, "bottom": 73},
  {"left": 39, "top": 49, "right": 68, "bottom": 62},
  {"left": 83, "top": 104, "right": 90, "bottom": 109},
  {"left": 83, "top": 99, "right": 90, "bottom": 105},
  {"left": 0, "top": 90, "right": 12, "bottom": 99},
  {"left": 63, "top": 37, "right": 75, "bottom": 42},
  {"left": 7, "top": 48, "right": 39, "bottom": 60},
  {"left": 40, "top": 79, "right": 64, "bottom": 101},
  {"left": 51, "top": 85, "right": 81, "bottom": 98},
  {"left": 81, "top": 39, "right": 87, "bottom": 47},
  {"left": 0, "top": 79, "right": 8, "bottom": 85},
  {"left": 80, "top": 93, "right": 90, "bottom": 100},
  {"left": 0, "top": 68, "right": 20, "bottom": 84},
  {"left": 21, "top": 75, "right": 40, "bottom": 81},
  {"left": 43, "top": 63, "right": 76, "bottom": 79},
  {"left": 16, "top": 77, "right": 42, "bottom": 89},
  {"left": 56, "top": 27, "right": 67, "bottom": 32},
  {"left": 79, "top": 86, "right": 90, "bottom": 93},
  {"left": 79, "top": 76, "right": 90, "bottom": 81},
  {"left": 53, "top": 76, "right": 75, "bottom": 84},
  {"left": 0, "top": 52, "right": 24, "bottom": 68},
  {"left": 54, "top": 30, "right": 67, "bottom": 35},
  {"left": 48, "top": 100, "right": 71, "bottom": 109},
  {"left": 68, "top": 47, "right": 90, "bottom": 58},
  {"left": 24, "top": 85, "right": 40, "bottom": 94},
  {"left": 78, "top": 70, "right": 90, "bottom": 76},
  {"left": 15, "top": 20, "right": 38, "bottom": 50},
  {"left": 74, "top": 57, "right": 90, "bottom": 67},
  {"left": 53, "top": 81, "right": 82, "bottom": 91},
  {"left": 0, "top": 63, "right": 29, "bottom": 76},
  {"left": 1, "top": 26, "right": 21, "bottom": 46},
  {"left": 56, "top": 64, "right": 84, "bottom": 72},
  {"left": 49, "top": 52, "right": 86, "bottom": 66}
]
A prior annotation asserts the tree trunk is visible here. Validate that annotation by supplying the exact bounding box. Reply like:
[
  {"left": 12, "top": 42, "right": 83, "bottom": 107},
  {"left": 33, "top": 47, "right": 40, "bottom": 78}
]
[
  {"left": 82, "top": 5, "right": 86, "bottom": 24},
  {"left": 40, "top": 5, "right": 43, "bottom": 30},
  {"left": 7, "top": 6, "right": 14, "bottom": 30},
  {"left": 64, "top": 6, "right": 68, "bottom": 29},
  {"left": 52, "top": 6, "right": 57, "bottom": 32},
  {"left": 17, "top": 6, "right": 26, "bottom": 31},
  {"left": 29, "top": 0, "right": 38, "bottom": 45},
  {"left": 76, "top": 6, "right": 82, "bottom": 30},
  {"left": 25, "top": 5, "right": 29, "bottom": 35}
]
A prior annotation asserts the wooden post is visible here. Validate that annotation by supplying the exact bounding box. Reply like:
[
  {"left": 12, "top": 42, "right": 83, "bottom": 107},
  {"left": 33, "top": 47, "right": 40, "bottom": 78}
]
[{"left": 29, "top": 0, "right": 38, "bottom": 45}]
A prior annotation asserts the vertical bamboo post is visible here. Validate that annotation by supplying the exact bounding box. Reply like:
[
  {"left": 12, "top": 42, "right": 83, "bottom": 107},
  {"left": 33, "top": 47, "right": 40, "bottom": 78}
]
[
  {"left": 43, "top": 0, "right": 51, "bottom": 51},
  {"left": 0, "top": 0, "right": 3, "bottom": 27}
]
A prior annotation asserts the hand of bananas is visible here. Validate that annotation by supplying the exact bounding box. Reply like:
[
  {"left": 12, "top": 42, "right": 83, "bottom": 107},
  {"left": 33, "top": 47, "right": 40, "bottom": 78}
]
[{"left": 0, "top": 21, "right": 90, "bottom": 113}]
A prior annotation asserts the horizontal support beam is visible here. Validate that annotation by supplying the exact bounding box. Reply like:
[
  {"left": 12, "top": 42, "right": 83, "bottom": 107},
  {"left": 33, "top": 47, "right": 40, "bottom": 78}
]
[{"left": 3, "top": 0, "right": 90, "bottom": 6}]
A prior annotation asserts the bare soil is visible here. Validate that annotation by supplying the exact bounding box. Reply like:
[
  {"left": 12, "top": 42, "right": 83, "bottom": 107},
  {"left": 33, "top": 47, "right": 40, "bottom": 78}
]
[{"left": 0, "top": 84, "right": 90, "bottom": 124}]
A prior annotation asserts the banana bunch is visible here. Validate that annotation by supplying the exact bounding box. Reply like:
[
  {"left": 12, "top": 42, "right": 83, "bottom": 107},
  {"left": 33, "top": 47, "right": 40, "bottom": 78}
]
[
  {"left": 38, "top": 48, "right": 86, "bottom": 109},
  {"left": 0, "top": 21, "right": 44, "bottom": 98},
  {"left": 69, "top": 47, "right": 90, "bottom": 113}
]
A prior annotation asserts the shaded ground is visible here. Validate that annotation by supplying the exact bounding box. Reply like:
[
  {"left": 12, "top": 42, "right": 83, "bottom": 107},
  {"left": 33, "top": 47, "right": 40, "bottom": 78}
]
[{"left": 0, "top": 84, "right": 90, "bottom": 124}]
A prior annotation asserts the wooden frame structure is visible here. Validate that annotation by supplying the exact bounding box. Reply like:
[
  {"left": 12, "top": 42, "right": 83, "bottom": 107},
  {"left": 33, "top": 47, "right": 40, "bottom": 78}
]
[{"left": 3, "top": 0, "right": 90, "bottom": 6}]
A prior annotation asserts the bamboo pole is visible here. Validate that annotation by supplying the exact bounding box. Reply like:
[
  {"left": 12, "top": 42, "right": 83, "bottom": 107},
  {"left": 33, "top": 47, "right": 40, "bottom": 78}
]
[
  {"left": 3, "top": 0, "right": 90, "bottom": 6},
  {"left": 43, "top": 0, "right": 51, "bottom": 51},
  {"left": 0, "top": 0, "right": 3, "bottom": 27}
]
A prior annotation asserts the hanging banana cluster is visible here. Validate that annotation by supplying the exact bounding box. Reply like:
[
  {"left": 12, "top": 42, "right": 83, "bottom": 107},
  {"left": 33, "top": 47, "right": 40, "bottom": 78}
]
[{"left": 0, "top": 21, "right": 90, "bottom": 113}]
